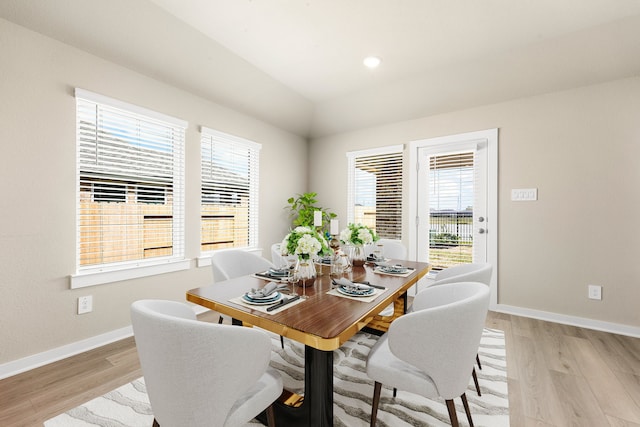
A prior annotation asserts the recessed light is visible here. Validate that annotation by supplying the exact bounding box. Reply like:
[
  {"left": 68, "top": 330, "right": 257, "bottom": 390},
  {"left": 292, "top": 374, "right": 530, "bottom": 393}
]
[{"left": 363, "top": 56, "right": 381, "bottom": 69}]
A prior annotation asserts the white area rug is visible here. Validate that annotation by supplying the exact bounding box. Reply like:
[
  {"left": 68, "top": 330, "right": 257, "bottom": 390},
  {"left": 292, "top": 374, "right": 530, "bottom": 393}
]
[{"left": 44, "top": 328, "right": 509, "bottom": 426}]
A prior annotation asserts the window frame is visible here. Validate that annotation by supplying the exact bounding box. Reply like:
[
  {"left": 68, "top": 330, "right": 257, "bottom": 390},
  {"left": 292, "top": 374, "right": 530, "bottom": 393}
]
[{"left": 70, "top": 89, "right": 189, "bottom": 289}]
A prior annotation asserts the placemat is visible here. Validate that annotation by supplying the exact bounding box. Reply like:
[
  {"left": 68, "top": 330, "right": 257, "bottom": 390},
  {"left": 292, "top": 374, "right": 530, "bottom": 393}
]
[
  {"left": 373, "top": 267, "right": 415, "bottom": 278},
  {"left": 326, "top": 286, "right": 386, "bottom": 302},
  {"left": 229, "top": 295, "right": 305, "bottom": 314}
]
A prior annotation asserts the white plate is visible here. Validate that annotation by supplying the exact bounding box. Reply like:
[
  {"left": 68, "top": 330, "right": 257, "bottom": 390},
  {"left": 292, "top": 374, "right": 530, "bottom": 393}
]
[
  {"left": 379, "top": 266, "right": 409, "bottom": 274},
  {"left": 242, "top": 292, "right": 282, "bottom": 305},
  {"left": 337, "top": 286, "right": 374, "bottom": 297}
]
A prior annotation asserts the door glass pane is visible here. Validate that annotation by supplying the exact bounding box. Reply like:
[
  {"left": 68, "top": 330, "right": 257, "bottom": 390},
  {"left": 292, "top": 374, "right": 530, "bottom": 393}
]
[{"left": 428, "top": 151, "right": 474, "bottom": 269}]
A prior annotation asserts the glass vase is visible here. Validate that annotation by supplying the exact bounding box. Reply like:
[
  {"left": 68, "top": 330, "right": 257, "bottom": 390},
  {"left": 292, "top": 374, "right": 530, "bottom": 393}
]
[
  {"left": 296, "top": 260, "right": 316, "bottom": 288},
  {"left": 349, "top": 245, "right": 366, "bottom": 267}
]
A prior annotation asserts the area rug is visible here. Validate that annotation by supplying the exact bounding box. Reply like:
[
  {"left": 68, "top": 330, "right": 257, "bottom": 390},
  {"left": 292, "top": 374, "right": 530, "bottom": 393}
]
[{"left": 44, "top": 328, "right": 509, "bottom": 426}]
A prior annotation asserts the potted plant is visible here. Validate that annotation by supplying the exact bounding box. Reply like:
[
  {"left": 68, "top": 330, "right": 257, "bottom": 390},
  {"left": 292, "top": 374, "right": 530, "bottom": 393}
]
[{"left": 286, "top": 192, "right": 336, "bottom": 230}]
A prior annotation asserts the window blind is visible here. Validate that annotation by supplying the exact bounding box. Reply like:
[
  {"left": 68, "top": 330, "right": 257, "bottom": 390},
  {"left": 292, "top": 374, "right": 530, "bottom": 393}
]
[
  {"left": 428, "top": 150, "right": 474, "bottom": 268},
  {"left": 75, "top": 89, "right": 186, "bottom": 271},
  {"left": 200, "top": 127, "right": 261, "bottom": 252},
  {"left": 347, "top": 145, "right": 403, "bottom": 239}
]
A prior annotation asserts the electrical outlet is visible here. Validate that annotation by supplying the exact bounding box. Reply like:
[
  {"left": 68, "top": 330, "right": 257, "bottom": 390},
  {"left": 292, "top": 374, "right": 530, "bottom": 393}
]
[
  {"left": 588, "top": 285, "right": 602, "bottom": 301},
  {"left": 78, "top": 295, "right": 93, "bottom": 314}
]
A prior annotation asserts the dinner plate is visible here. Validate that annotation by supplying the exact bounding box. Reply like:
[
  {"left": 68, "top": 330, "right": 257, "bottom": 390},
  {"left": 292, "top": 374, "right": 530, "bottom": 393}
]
[
  {"left": 242, "top": 292, "right": 282, "bottom": 305},
  {"left": 379, "top": 266, "right": 409, "bottom": 274},
  {"left": 268, "top": 268, "right": 290, "bottom": 277},
  {"left": 337, "top": 286, "right": 374, "bottom": 297}
]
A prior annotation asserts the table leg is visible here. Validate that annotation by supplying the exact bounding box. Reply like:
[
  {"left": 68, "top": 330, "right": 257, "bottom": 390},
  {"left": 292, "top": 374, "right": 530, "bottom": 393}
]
[{"left": 257, "top": 345, "right": 334, "bottom": 426}]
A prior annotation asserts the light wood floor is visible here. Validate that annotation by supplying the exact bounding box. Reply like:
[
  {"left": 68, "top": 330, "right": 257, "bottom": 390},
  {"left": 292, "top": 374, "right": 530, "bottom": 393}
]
[{"left": 2, "top": 311, "right": 640, "bottom": 427}]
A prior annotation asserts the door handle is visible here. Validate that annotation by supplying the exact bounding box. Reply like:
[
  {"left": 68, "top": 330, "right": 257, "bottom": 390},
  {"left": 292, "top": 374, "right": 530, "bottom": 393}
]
[
  {"left": 478, "top": 228, "right": 486, "bottom": 234},
  {"left": 478, "top": 216, "right": 485, "bottom": 223}
]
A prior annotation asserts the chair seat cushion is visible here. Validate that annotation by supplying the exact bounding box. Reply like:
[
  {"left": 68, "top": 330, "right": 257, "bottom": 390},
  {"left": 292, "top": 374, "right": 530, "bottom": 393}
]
[
  {"left": 225, "top": 366, "right": 283, "bottom": 427},
  {"left": 366, "top": 335, "right": 439, "bottom": 398}
]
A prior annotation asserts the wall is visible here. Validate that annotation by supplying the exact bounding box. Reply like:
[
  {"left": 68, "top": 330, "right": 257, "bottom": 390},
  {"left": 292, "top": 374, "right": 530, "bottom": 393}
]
[
  {"left": 0, "top": 19, "right": 306, "bottom": 366},
  {"left": 309, "top": 76, "right": 640, "bottom": 330}
]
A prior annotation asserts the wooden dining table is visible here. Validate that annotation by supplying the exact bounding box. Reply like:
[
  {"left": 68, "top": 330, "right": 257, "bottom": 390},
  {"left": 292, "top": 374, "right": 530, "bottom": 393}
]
[{"left": 186, "top": 259, "right": 430, "bottom": 427}]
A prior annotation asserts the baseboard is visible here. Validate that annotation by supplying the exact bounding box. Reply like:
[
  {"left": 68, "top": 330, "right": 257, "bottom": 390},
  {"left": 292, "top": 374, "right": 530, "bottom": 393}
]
[
  {"left": 3, "top": 303, "right": 636, "bottom": 380},
  {"left": 0, "top": 326, "right": 133, "bottom": 380},
  {"left": 495, "top": 304, "right": 640, "bottom": 338},
  {"left": 0, "top": 305, "right": 211, "bottom": 381}
]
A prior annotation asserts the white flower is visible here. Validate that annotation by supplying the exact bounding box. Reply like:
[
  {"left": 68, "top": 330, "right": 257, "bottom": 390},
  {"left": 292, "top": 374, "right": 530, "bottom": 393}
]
[{"left": 358, "top": 228, "right": 374, "bottom": 244}]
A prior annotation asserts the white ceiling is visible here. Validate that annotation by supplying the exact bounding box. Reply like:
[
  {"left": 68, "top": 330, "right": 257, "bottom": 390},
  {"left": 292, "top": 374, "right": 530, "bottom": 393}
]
[{"left": 2, "top": 0, "right": 640, "bottom": 138}]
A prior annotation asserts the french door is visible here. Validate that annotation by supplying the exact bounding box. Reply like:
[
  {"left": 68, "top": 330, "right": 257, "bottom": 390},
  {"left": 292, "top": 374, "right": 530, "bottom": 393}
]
[{"left": 408, "top": 129, "right": 498, "bottom": 306}]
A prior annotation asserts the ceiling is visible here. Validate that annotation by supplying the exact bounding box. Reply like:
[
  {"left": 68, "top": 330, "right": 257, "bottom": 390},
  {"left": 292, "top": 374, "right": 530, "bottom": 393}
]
[{"left": 2, "top": 0, "right": 640, "bottom": 138}]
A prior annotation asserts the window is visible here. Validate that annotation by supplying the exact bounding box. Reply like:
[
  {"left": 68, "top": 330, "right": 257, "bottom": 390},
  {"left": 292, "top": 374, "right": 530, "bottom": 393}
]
[
  {"left": 73, "top": 89, "right": 187, "bottom": 288},
  {"left": 200, "top": 127, "right": 261, "bottom": 253},
  {"left": 346, "top": 145, "right": 404, "bottom": 239}
]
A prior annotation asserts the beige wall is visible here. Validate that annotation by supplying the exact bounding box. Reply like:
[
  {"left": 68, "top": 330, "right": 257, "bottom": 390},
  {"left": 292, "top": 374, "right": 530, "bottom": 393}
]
[
  {"left": 310, "top": 76, "right": 640, "bottom": 329},
  {"left": 0, "top": 19, "right": 307, "bottom": 365}
]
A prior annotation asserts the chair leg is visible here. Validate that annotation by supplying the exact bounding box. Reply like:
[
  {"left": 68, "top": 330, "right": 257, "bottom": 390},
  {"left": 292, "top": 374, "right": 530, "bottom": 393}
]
[
  {"left": 280, "top": 335, "right": 284, "bottom": 349},
  {"left": 218, "top": 315, "right": 223, "bottom": 324},
  {"left": 461, "top": 392, "right": 474, "bottom": 427},
  {"left": 152, "top": 418, "right": 160, "bottom": 427},
  {"left": 445, "top": 399, "right": 459, "bottom": 427},
  {"left": 472, "top": 367, "right": 481, "bottom": 396},
  {"left": 370, "top": 381, "right": 382, "bottom": 427},
  {"left": 476, "top": 353, "right": 482, "bottom": 370},
  {"left": 266, "top": 404, "right": 276, "bottom": 427},
  {"left": 393, "top": 387, "right": 397, "bottom": 397}
]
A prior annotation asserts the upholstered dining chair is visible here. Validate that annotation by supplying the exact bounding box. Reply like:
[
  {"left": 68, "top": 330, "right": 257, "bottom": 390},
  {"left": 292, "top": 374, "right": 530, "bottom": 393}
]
[
  {"left": 431, "top": 262, "right": 493, "bottom": 287},
  {"left": 210, "top": 250, "right": 285, "bottom": 348},
  {"left": 366, "top": 282, "right": 490, "bottom": 427},
  {"left": 429, "top": 262, "right": 493, "bottom": 396},
  {"left": 271, "top": 243, "right": 285, "bottom": 268},
  {"left": 131, "top": 299, "right": 283, "bottom": 427},
  {"left": 375, "top": 239, "right": 408, "bottom": 317},
  {"left": 211, "top": 249, "right": 275, "bottom": 283}
]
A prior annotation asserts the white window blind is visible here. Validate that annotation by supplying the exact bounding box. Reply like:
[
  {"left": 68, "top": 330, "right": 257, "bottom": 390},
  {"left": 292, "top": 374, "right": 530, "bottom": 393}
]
[
  {"left": 75, "top": 89, "right": 186, "bottom": 274},
  {"left": 428, "top": 150, "right": 475, "bottom": 268},
  {"left": 200, "top": 127, "right": 261, "bottom": 252},
  {"left": 347, "top": 145, "right": 403, "bottom": 239}
]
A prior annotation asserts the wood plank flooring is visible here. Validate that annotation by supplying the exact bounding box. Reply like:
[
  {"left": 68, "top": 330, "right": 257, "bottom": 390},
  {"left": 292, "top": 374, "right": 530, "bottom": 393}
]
[{"left": 1, "top": 311, "right": 639, "bottom": 427}]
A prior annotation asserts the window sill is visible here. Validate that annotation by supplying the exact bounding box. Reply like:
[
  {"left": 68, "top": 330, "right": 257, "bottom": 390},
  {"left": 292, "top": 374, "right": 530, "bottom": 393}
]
[{"left": 70, "top": 258, "right": 192, "bottom": 289}]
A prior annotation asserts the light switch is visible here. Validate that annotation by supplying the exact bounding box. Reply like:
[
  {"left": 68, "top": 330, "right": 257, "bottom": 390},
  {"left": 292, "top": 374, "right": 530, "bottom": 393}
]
[{"left": 511, "top": 188, "right": 538, "bottom": 201}]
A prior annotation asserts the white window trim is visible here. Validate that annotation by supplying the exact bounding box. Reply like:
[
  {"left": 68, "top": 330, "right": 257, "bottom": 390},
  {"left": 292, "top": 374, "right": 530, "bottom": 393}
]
[{"left": 71, "top": 89, "right": 189, "bottom": 288}]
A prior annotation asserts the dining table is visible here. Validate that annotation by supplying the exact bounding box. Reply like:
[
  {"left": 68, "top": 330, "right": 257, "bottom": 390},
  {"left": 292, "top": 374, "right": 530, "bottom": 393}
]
[{"left": 186, "top": 259, "right": 431, "bottom": 427}]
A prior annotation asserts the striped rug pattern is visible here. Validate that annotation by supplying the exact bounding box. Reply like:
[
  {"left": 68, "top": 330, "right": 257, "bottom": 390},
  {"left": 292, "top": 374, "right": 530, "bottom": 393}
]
[{"left": 45, "top": 328, "right": 508, "bottom": 426}]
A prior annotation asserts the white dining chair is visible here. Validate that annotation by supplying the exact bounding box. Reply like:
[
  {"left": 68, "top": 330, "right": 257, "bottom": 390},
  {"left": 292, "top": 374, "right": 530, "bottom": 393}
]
[
  {"left": 131, "top": 299, "right": 283, "bottom": 427},
  {"left": 366, "top": 282, "right": 490, "bottom": 427},
  {"left": 430, "top": 262, "right": 493, "bottom": 287},
  {"left": 271, "top": 243, "right": 285, "bottom": 268},
  {"left": 376, "top": 239, "right": 408, "bottom": 317},
  {"left": 211, "top": 249, "right": 275, "bottom": 283},
  {"left": 210, "top": 250, "right": 285, "bottom": 348},
  {"left": 376, "top": 238, "right": 407, "bottom": 260},
  {"left": 428, "top": 262, "right": 493, "bottom": 396}
]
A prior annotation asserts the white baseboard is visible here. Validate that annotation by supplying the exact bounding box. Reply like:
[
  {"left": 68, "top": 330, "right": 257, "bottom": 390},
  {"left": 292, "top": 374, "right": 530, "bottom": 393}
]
[
  {"left": 2, "top": 303, "right": 636, "bottom": 380},
  {"left": 0, "top": 305, "right": 212, "bottom": 381},
  {"left": 495, "top": 304, "right": 640, "bottom": 338},
  {"left": 0, "top": 326, "right": 133, "bottom": 380}
]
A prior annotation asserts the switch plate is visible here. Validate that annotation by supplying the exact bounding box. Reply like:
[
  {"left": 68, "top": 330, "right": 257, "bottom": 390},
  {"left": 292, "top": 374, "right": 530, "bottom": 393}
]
[
  {"left": 588, "top": 285, "right": 602, "bottom": 301},
  {"left": 78, "top": 295, "right": 93, "bottom": 314},
  {"left": 511, "top": 188, "right": 538, "bottom": 201}
]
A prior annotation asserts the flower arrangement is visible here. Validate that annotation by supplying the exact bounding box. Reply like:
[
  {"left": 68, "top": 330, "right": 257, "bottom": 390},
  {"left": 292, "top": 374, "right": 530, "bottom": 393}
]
[
  {"left": 280, "top": 226, "right": 331, "bottom": 260},
  {"left": 340, "top": 223, "right": 379, "bottom": 246}
]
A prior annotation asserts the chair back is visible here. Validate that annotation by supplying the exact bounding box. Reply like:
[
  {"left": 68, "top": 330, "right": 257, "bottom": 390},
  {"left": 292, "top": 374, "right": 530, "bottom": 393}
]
[
  {"left": 432, "top": 262, "right": 492, "bottom": 286},
  {"left": 388, "top": 282, "right": 490, "bottom": 399},
  {"left": 131, "top": 299, "right": 275, "bottom": 427},
  {"left": 211, "top": 249, "right": 275, "bottom": 282},
  {"left": 271, "top": 243, "right": 285, "bottom": 268},
  {"left": 376, "top": 238, "right": 407, "bottom": 260}
]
